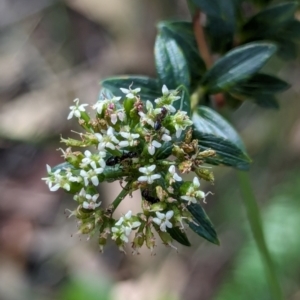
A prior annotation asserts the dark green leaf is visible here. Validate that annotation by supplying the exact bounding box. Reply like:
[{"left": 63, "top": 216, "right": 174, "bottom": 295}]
[
  {"left": 193, "top": 106, "right": 246, "bottom": 151},
  {"left": 243, "top": 2, "right": 298, "bottom": 38},
  {"left": 191, "top": 0, "right": 221, "bottom": 17},
  {"left": 193, "top": 131, "right": 251, "bottom": 170},
  {"left": 158, "top": 21, "right": 206, "bottom": 92},
  {"left": 253, "top": 95, "right": 280, "bottom": 109},
  {"left": 201, "top": 42, "right": 277, "bottom": 93},
  {"left": 231, "top": 73, "right": 290, "bottom": 96},
  {"left": 175, "top": 85, "right": 191, "bottom": 117},
  {"left": 275, "top": 38, "right": 298, "bottom": 61},
  {"left": 167, "top": 227, "right": 191, "bottom": 246},
  {"left": 101, "top": 76, "right": 161, "bottom": 102},
  {"left": 187, "top": 203, "right": 219, "bottom": 245},
  {"left": 154, "top": 31, "right": 190, "bottom": 89},
  {"left": 280, "top": 20, "right": 300, "bottom": 41}
]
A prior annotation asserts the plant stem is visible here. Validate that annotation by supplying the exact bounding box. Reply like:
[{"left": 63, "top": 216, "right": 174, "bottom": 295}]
[
  {"left": 192, "top": 10, "right": 213, "bottom": 69},
  {"left": 110, "top": 182, "right": 131, "bottom": 213},
  {"left": 237, "top": 171, "right": 283, "bottom": 300}
]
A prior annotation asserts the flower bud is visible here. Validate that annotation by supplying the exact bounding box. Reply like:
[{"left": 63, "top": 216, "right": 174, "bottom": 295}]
[
  {"left": 78, "top": 221, "right": 95, "bottom": 234},
  {"left": 194, "top": 168, "right": 214, "bottom": 183},
  {"left": 150, "top": 202, "right": 167, "bottom": 212},
  {"left": 145, "top": 225, "right": 155, "bottom": 252}
]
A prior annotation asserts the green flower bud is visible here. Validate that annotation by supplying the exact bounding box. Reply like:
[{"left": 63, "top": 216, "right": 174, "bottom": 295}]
[{"left": 145, "top": 225, "right": 155, "bottom": 252}]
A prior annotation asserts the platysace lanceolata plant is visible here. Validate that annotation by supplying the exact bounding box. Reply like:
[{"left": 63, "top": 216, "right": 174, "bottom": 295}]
[{"left": 42, "top": 85, "right": 217, "bottom": 253}]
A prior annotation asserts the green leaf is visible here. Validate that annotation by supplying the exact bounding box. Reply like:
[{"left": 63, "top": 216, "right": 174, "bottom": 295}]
[
  {"left": 201, "top": 42, "right": 277, "bottom": 93},
  {"left": 101, "top": 76, "right": 161, "bottom": 102},
  {"left": 175, "top": 85, "right": 191, "bottom": 117},
  {"left": 195, "top": 132, "right": 251, "bottom": 170},
  {"left": 243, "top": 2, "right": 298, "bottom": 39},
  {"left": 191, "top": 0, "right": 222, "bottom": 18},
  {"left": 158, "top": 21, "right": 206, "bottom": 92},
  {"left": 279, "top": 20, "right": 300, "bottom": 41},
  {"left": 231, "top": 74, "right": 290, "bottom": 96},
  {"left": 154, "top": 31, "right": 190, "bottom": 90},
  {"left": 253, "top": 95, "right": 280, "bottom": 110},
  {"left": 187, "top": 203, "right": 219, "bottom": 245},
  {"left": 167, "top": 227, "right": 191, "bottom": 246},
  {"left": 193, "top": 106, "right": 246, "bottom": 151},
  {"left": 192, "top": 0, "right": 236, "bottom": 53}
]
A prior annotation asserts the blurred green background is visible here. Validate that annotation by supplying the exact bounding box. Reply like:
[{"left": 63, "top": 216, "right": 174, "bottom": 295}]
[{"left": 0, "top": 1, "right": 300, "bottom": 299}]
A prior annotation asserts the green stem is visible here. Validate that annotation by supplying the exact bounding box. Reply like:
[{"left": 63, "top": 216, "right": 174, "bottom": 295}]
[
  {"left": 110, "top": 182, "right": 131, "bottom": 213},
  {"left": 237, "top": 171, "right": 283, "bottom": 300}
]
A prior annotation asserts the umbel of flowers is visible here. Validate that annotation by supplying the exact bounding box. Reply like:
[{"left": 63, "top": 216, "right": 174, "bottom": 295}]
[{"left": 42, "top": 85, "right": 216, "bottom": 253}]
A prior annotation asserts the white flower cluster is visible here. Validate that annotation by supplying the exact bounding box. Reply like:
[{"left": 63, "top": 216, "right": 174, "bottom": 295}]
[{"left": 42, "top": 83, "right": 213, "bottom": 252}]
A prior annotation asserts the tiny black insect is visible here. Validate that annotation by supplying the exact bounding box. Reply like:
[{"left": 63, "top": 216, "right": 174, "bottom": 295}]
[
  {"left": 106, "top": 151, "right": 137, "bottom": 166},
  {"left": 154, "top": 107, "right": 168, "bottom": 130},
  {"left": 141, "top": 189, "right": 159, "bottom": 204}
]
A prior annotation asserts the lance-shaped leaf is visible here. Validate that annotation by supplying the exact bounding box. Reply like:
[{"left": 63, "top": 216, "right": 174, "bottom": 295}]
[
  {"left": 167, "top": 227, "right": 191, "bottom": 246},
  {"left": 253, "top": 95, "right": 279, "bottom": 109},
  {"left": 101, "top": 76, "right": 161, "bottom": 102},
  {"left": 230, "top": 73, "right": 290, "bottom": 96},
  {"left": 193, "top": 106, "right": 246, "bottom": 151},
  {"left": 187, "top": 203, "right": 219, "bottom": 245},
  {"left": 158, "top": 21, "right": 206, "bottom": 92},
  {"left": 243, "top": 2, "right": 298, "bottom": 39},
  {"left": 154, "top": 31, "right": 190, "bottom": 90},
  {"left": 192, "top": 108, "right": 251, "bottom": 170},
  {"left": 201, "top": 42, "right": 277, "bottom": 94}
]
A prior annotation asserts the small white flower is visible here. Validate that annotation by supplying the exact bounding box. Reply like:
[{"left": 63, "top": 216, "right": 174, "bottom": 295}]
[
  {"left": 171, "top": 111, "right": 193, "bottom": 138},
  {"left": 95, "top": 127, "right": 119, "bottom": 150},
  {"left": 67, "top": 98, "right": 88, "bottom": 120},
  {"left": 42, "top": 165, "right": 69, "bottom": 192},
  {"left": 155, "top": 85, "right": 180, "bottom": 113},
  {"left": 168, "top": 165, "right": 182, "bottom": 184},
  {"left": 152, "top": 210, "right": 174, "bottom": 232},
  {"left": 80, "top": 150, "right": 106, "bottom": 169},
  {"left": 111, "top": 225, "right": 131, "bottom": 243},
  {"left": 148, "top": 140, "right": 162, "bottom": 155},
  {"left": 181, "top": 177, "right": 205, "bottom": 205},
  {"left": 93, "top": 97, "right": 121, "bottom": 115},
  {"left": 80, "top": 166, "right": 104, "bottom": 186},
  {"left": 64, "top": 168, "right": 82, "bottom": 183},
  {"left": 119, "top": 132, "right": 140, "bottom": 148},
  {"left": 120, "top": 87, "right": 141, "bottom": 99},
  {"left": 138, "top": 165, "right": 161, "bottom": 184},
  {"left": 82, "top": 193, "right": 101, "bottom": 210}
]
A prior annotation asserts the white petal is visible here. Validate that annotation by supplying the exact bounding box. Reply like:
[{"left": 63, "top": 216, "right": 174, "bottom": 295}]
[
  {"left": 132, "top": 221, "right": 141, "bottom": 228},
  {"left": 152, "top": 217, "right": 162, "bottom": 225},
  {"left": 147, "top": 165, "right": 156, "bottom": 172},
  {"left": 169, "top": 165, "right": 175, "bottom": 174},
  {"left": 162, "top": 134, "right": 171, "bottom": 142},
  {"left": 120, "top": 132, "right": 130, "bottom": 139},
  {"left": 138, "top": 167, "right": 147, "bottom": 174},
  {"left": 160, "top": 223, "right": 167, "bottom": 232},
  {"left": 137, "top": 175, "right": 148, "bottom": 182},
  {"left": 165, "top": 220, "right": 173, "bottom": 229},
  {"left": 111, "top": 114, "right": 118, "bottom": 124},
  {"left": 148, "top": 145, "right": 155, "bottom": 155},
  {"left": 166, "top": 210, "right": 174, "bottom": 219},
  {"left": 120, "top": 88, "right": 129, "bottom": 94},
  {"left": 193, "top": 177, "right": 200, "bottom": 187},
  {"left": 162, "top": 85, "right": 168, "bottom": 94},
  {"left": 91, "top": 176, "right": 99, "bottom": 186},
  {"left": 125, "top": 211, "right": 132, "bottom": 219},
  {"left": 150, "top": 174, "right": 161, "bottom": 181},
  {"left": 152, "top": 140, "right": 162, "bottom": 148},
  {"left": 119, "top": 141, "right": 129, "bottom": 148},
  {"left": 176, "top": 128, "right": 182, "bottom": 138},
  {"left": 174, "top": 173, "right": 182, "bottom": 181},
  {"left": 155, "top": 212, "right": 165, "bottom": 219}
]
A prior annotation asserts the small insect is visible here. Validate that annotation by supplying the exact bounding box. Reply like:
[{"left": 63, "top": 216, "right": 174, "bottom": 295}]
[
  {"left": 141, "top": 189, "right": 159, "bottom": 204},
  {"left": 154, "top": 107, "right": 168, "bottom": 130},
  {"left": 106, "top": 151, "right": 137, "bottom": 166}
]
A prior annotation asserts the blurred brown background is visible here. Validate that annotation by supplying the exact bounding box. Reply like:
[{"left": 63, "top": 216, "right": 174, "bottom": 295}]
[{"left": 1, "top": 1, "right": 300, "bottom": 299}]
